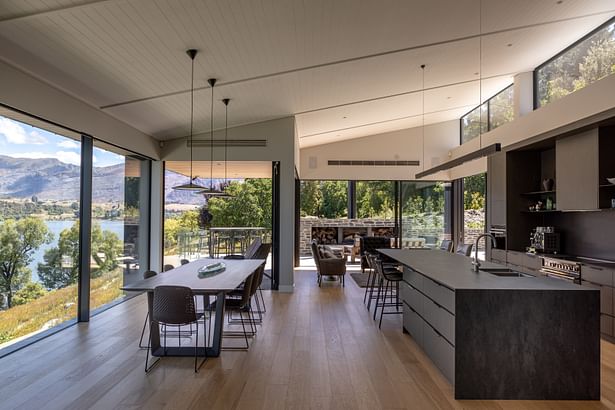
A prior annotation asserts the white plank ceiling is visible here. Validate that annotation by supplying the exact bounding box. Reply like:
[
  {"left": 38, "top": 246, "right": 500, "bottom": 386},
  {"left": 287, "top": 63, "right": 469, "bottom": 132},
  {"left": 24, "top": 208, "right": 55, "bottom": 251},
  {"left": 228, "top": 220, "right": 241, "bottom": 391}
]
[{"left": 0, "top": 0, "right": 613, "bottom": 148}]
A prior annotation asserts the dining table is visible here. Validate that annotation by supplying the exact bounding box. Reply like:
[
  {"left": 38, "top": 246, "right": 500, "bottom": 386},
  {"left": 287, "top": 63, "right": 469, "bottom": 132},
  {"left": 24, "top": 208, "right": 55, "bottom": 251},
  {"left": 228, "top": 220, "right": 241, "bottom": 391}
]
[{"left": 121, "top": 258, "right": 265, "bottom": 357}]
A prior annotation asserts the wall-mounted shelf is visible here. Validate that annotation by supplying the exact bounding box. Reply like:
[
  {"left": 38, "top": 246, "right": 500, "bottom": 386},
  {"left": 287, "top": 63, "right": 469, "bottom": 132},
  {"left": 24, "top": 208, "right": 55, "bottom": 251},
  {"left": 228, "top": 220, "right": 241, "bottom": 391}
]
[
  {"left": 522, "top": 210, "right": 560, "bottom": 214},
  {"left": 599, "top": 184, "right": 615, "bottom": 188},
  {"left": 521, "top": 190, "right": 556, "bottom": 196}
]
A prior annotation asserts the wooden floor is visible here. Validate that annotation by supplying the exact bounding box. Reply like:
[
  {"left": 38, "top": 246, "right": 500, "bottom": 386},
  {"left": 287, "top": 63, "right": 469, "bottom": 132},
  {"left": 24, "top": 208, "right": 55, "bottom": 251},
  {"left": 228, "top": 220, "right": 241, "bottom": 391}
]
[{"left": 1, "top": 268, "right": 615, "bottom": 410}]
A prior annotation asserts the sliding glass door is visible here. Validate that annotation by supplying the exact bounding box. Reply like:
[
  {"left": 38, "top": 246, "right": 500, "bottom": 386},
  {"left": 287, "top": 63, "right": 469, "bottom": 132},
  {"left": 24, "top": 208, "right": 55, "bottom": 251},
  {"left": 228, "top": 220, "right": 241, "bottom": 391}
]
[{"left": 399, "top": 181, "right": 452, "bottom": 249}]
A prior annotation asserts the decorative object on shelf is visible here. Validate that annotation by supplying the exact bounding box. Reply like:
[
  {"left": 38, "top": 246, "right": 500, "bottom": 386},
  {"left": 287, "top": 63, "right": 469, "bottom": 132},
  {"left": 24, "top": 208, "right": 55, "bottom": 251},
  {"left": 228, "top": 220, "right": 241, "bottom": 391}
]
[
  {"left": 542, "top": 178, "right": 555, "bottom": 191},
  {"left": 607, "top": 177, "right": 615, "bottom": 185},
  {"left": 173, "top": 49, "right": 207, "bottom": 191},
  {"left": 199, "top": 78, "right": 226, "bottom": 197},
  {"left": 611, "top": 198, "right": 615, "bottom": 208},
  {"left": 546, "top": 197, "right": 553, "bottom": 210}
]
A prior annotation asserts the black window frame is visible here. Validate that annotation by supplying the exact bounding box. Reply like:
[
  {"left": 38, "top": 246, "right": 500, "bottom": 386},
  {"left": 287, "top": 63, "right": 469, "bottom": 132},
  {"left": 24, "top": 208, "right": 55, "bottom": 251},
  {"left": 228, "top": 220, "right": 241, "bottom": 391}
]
[
  {"left": 533, "top": 16, "right": 615, "bottom": 109},
  {"left": 459, "top": 83, "right": 514, "bottom": 145},
  {"left": 0, "top": 102, "right": 154, "bottom": 358}
]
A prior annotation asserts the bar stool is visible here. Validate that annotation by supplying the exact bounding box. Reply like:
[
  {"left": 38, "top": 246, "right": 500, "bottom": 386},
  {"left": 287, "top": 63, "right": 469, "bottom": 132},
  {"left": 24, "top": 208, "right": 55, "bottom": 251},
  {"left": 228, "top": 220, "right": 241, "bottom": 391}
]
[{"left": 373, "top": 257, "right": 403, "bottom": 328}]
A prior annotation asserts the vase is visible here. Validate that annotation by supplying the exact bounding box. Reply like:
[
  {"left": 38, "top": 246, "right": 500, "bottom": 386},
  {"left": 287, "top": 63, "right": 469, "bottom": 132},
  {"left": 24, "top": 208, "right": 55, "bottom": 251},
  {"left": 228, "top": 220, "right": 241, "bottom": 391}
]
[{"left": 542, "top": 178, "right": 554, "bottom": 191}]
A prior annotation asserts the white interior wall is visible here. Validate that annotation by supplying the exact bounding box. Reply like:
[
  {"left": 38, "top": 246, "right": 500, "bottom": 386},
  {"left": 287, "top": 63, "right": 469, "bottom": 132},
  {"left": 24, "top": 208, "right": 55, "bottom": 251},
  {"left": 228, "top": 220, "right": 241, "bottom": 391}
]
[
  {"left": 161, "top": 116, "right": 296, "bottom": 292},
  {"left": 0, "top": 59, "right": 160, "bottom": 159},
  {"left": 299, "top": 120, "right": 459, "bottom": 181}
]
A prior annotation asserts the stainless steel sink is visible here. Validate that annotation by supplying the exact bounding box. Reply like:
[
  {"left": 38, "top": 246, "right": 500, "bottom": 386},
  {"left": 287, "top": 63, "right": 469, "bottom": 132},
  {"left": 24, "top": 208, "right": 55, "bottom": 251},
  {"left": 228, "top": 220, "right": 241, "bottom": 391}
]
[{"left": 479, "top": 268, "right": 532, "bottom": 278}]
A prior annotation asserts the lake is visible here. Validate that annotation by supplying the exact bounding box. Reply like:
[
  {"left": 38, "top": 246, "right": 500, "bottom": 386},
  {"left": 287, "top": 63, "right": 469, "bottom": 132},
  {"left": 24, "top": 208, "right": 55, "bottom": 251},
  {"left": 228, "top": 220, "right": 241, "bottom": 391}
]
[{"left": 28, "top": 220, "right": 125, "bottom": 282}]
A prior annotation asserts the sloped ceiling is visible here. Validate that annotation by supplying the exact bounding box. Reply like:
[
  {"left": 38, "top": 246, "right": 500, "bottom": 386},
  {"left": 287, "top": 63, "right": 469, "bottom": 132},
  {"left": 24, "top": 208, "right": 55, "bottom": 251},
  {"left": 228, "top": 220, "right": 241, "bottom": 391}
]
[{"left": 0, "top": 0, "right": 613, "bottom": 148}]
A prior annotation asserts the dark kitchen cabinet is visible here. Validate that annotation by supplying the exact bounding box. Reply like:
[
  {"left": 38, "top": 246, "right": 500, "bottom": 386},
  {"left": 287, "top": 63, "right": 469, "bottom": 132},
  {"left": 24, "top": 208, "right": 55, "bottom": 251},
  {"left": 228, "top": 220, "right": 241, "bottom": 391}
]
[
  {"left": 556, "top": 130, "right": 599, "bottom": 211},
  {"left": 487, "top": 152, "right": 507, "bottom": 227},
  {"left": 582, "top": 264, "right": 614, "bottom": 338}
]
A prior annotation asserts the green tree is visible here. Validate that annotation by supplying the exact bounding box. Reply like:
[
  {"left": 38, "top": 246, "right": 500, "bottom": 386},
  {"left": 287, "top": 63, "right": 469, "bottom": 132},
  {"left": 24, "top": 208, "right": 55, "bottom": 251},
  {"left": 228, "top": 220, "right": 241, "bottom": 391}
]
[
  {"left": 463, "top": 174, "right": 486, "bottom": 210},
  {"left": 208, "top": 179, "right": 272, "bottom": 228},
  {"left": 38, "top": 222, "right": 122, "bottom": 289},
  {"left": 12, "top": 282, "right": 47, "bottom": 306},
  {"left": 319, "top": 181, "right": 347, "bottom": 218},
  {"left": 300, "top": 181, "right": 322, "bottom": 217},
  {"left": 0, "top": 218, "right": 52, "bottom": 308},
  {"left": 356, "top": 181, "right": 395, "bottom": 218}
]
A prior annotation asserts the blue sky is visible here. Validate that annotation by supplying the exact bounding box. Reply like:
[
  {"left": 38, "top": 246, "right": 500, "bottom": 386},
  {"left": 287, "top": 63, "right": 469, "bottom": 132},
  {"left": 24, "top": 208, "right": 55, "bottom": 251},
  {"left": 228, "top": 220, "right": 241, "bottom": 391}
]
[{"left": 0, "top": 115, "right": 124, "bottom": 167}]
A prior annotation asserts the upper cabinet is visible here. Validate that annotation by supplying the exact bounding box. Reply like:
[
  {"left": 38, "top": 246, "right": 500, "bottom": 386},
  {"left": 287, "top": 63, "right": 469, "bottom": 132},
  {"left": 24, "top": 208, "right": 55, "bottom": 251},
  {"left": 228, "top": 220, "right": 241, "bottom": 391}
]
[
  {"left": 487, "top": 151, "right": 507, "bottom": 227},
  {"left": 556, "top": 130, "right": 599, "bottom": 211}
]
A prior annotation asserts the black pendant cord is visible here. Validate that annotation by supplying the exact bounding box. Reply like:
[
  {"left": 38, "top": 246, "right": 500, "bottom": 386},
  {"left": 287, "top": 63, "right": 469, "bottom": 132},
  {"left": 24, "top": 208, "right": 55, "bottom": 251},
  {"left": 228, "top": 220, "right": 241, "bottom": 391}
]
[
  {"left": 478, "top": 0, "right": 483, "bottom": 150},
  {"left": 421, "top": 64, "right": 425, "bottom": 172},
  {"left": 208, "top": 78, "right": 217, "bottom": 190},
  {"left": 223, "top": 98, "right": 230, "bottom": 187},
  {"left": 189, "top": 50, "right": 196, "bottom": 182}
]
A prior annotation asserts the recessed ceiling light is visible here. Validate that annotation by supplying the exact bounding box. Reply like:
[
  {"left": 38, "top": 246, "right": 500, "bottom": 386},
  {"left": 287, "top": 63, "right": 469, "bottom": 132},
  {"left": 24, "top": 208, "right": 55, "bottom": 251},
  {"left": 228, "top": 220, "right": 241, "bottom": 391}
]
[
  {"left": 556, "top": 0, "right": 563, "bottom": 4},
  {"left": 474, "top": 72, "right": 479, "bottom": 76},
  {"left": 446, "top": 96, "right": 451, "bottom": 100},
  {"left": 507, "top": 43, "right": 513, "bottom": 47},
  {"left": 342, "top": 116, "right": 347, "bottom": 119}
]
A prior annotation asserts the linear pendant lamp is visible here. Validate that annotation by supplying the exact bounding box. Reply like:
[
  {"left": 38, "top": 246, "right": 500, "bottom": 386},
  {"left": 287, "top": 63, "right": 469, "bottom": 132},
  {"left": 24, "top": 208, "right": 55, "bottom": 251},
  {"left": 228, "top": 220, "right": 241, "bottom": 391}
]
[
  {"left": 415, "top": 143, "right": 501, "bottom": 179},
  {"left": 415, "top": 0, "right": 501, "bottom": 179},
  {"left": 199, "top": 78, "right": 226, "bottom": 196},
  {"left": 173, "top": 49, "right": 207, "bottom": 191}
]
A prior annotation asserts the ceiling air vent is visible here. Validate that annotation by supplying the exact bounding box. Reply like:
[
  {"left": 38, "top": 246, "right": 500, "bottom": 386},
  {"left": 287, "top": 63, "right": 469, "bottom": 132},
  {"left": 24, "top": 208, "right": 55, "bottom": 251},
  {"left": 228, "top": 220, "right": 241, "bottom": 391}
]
[
  {"left": 328, "top": 160, "right": 420, "bottom": 166},
  {"left": 189, "top": 139, "right": 267, "bottom": 147}
]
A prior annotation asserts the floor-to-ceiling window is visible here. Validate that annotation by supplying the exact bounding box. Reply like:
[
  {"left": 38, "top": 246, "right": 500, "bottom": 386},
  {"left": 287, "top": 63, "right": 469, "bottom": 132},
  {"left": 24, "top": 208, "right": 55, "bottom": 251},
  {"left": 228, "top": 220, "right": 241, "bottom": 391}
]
[
  {"left": 0, "top": 113, "right": 81, "bottom": 349},
  {"left": 89, "top": 143, "right": 149, "bottom": 311},
  {"left": 400, "top": 181, "right": 451, "bottom": 248},
  {"left": 461, "top": 173, "right": 486, "bottom": 257},
  {"left": 163, "top": 161, "right": 273, "bottom": 268},
  {"left": 0, "top": 107, "right": 151, "bottom": 355}
]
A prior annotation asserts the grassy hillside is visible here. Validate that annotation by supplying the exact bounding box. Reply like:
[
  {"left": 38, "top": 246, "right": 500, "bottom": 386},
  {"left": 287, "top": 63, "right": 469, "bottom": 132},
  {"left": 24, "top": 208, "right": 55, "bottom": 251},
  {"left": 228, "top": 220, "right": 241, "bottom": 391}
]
[{"left": 0, "top": 269, "right": 124, "bottom": 346}]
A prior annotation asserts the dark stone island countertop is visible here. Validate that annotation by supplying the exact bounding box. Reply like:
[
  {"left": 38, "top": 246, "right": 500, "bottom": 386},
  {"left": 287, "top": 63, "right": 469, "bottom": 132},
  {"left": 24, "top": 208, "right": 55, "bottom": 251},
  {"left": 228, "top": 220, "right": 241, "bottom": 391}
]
[{"left": 379, "top": 248, "right": 593, "bottom": 291}]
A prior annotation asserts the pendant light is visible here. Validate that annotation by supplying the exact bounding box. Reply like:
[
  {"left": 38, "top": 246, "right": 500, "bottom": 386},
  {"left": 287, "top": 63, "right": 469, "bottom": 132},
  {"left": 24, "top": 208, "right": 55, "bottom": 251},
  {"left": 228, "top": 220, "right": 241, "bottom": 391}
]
[
  {"left": 216, "top": 98, "right": 233, "bottom": 198},
  {"left": 199, "top": 78, "right": 225, "bottom": 196},
  {"left": 173, "top": 49, "right": 207, "bottom": 191}
]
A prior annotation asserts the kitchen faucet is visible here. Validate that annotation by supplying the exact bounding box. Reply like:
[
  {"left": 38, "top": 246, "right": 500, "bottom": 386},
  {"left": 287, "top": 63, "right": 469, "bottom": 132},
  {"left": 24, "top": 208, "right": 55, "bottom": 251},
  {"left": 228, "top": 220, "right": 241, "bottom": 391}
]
[{"left": 472, "top": 233, "right": 497, "bottom": 272}]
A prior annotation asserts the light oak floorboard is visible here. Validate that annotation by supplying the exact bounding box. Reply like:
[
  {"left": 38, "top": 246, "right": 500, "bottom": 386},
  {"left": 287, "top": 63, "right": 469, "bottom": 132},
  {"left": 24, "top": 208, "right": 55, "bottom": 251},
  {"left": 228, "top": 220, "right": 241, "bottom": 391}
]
[{"left": 0, "top": 268, "right": 614, "bottom": 409}]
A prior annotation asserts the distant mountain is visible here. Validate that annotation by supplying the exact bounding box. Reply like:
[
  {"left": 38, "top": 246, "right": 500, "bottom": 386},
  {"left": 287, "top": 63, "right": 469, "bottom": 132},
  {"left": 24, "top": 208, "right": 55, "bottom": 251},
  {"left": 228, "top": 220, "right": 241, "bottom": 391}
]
[
  {"left": 0, "top": 154, "right": 124, "bottom": 202},
  {"left": 0, "top": 155, "right": 221, "bottom": 205}
]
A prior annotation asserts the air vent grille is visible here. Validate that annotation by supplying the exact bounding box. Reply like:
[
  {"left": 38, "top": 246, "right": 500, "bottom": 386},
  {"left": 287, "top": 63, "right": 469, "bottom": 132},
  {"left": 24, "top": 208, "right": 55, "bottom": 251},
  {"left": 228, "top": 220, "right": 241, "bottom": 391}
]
[
  {"left": 328, "top": 160, "right": 420, "bottom": 166},
  {"left": 189, "top": 139, "right": 267, "bottom": 147}
]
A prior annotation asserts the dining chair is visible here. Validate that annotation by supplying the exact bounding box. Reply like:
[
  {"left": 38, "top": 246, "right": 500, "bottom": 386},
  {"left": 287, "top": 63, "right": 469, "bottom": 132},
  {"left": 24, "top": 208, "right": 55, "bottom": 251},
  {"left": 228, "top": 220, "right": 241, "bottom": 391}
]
[
  {"left": 440, "top": 239, "right": 453, "bottom": 252},
  {"left": 138, "top": 270, "right": 158, "bottom": 348},
  {"left": 145, "top": 285, "right": 206, "bottom": 373},
  {"left": 456, "top": 243, "right": 473, "bottom": 257},
  {"left": 180, "top": 259, "right": 190, "bottom": 265},
  {"left": 163, "top": 264, "right": 174, "bottom": 272},
  {"left": 212, "top": 272, "right": 255, "bottom": 351}
]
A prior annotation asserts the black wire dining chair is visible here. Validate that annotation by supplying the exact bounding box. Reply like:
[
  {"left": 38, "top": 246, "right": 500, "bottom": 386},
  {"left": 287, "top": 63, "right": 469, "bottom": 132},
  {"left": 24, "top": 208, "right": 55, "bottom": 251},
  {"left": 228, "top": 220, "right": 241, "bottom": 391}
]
[{"left": 145, "top": 285, "right": 207, "bottom": 373}]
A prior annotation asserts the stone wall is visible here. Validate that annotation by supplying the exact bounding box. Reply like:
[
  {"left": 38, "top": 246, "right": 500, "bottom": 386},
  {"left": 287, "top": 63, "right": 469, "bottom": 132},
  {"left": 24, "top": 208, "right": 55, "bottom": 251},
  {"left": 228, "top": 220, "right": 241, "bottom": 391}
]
[{"left": 300, "top": 217, "right": 394, "bottom": 255}]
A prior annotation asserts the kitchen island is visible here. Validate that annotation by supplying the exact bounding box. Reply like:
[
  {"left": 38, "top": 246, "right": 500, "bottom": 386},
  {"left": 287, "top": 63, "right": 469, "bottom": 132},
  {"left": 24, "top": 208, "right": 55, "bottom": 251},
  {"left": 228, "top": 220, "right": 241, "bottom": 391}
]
[{"left": 380, "top": 248, "right": 600, "bottom": 400}]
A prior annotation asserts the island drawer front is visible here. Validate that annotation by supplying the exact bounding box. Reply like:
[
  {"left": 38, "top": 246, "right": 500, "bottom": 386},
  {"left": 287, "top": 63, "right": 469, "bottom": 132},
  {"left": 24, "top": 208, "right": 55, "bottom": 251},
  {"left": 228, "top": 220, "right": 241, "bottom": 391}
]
[
  {"left": 423, "top": 277, "right": 455, "bottom": 314},
  {"left": 601, "top": 315, "right": 614, "bottom": 338},
  {"left": 401, "top": 282, "right": 424, "bottom": 317},
  {"left": 403, "top": 303, "right": 424, "bottom": 346},
  {"left": 422, "top": 296, "right": 455, "bottom": 345},
  {"left": 583, "top": 265, "right": 614, "bottom": 287},
  {"left": 404, "top": 267, "right": 423, "bottom": 291},
  {"left": 423, "top": 322, "right": 455, "bottom": 384}
]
